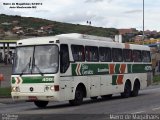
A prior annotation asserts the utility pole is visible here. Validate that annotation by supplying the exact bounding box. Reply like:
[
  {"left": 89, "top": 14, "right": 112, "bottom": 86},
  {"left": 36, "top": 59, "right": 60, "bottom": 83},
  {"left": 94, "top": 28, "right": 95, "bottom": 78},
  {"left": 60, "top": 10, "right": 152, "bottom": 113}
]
[{"left": 142, "top": 0, "right": 145, "bottom": 44}]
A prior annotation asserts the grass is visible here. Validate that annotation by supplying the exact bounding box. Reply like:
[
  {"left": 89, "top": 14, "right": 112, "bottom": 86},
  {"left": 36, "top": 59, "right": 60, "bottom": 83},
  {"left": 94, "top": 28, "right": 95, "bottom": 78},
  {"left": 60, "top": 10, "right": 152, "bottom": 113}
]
[
  {"left": 153, "top": 75, "right": 160, "bottom": 83},
  {"left": 0, "top": 87, "right": 11, "bottom": 97}
]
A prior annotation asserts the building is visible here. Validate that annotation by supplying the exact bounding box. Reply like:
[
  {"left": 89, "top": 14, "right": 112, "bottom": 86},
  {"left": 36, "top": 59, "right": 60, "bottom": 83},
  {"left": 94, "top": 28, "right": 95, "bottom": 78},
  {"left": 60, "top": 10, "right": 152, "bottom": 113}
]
[{"left": 0, "top": 40, "right": 17, "bottom": 62}]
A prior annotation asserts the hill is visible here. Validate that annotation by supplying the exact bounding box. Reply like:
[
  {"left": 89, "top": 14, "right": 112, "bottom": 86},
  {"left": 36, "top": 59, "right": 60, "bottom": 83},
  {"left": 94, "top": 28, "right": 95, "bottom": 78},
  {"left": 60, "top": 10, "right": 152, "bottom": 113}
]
[{"left": 0, "top": 14, "right": 118, "bottom": 39}]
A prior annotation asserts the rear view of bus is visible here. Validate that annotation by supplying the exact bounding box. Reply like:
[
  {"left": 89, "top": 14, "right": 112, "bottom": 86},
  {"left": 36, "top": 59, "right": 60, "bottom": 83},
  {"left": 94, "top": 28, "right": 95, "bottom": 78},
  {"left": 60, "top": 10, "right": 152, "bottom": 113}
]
[{"left": 11, "top": 37, "right": 60, "bottom": 108}]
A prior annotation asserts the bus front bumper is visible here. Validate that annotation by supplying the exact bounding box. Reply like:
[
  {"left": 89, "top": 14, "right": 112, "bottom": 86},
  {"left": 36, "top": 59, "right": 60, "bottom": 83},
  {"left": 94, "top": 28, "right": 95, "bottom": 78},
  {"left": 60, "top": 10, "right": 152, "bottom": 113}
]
[{"left": 11, "top": 92, "right": 59, "bottom": 102}]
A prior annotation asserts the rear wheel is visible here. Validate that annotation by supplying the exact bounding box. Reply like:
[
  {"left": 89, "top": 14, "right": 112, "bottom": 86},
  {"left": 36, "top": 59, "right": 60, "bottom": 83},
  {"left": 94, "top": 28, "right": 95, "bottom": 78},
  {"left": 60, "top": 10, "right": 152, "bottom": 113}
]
[
  {"left": 69, "top": 87, "right": 84, "bottom": 106},
  {"left": 121, "top": 81, "right": 131, "bottom": 98},
  {"left": 34, "top": 101, "right": 48, "bottom": 108},
  {"left": 131, "top": 81, "right": 140, "bottom": 97}
]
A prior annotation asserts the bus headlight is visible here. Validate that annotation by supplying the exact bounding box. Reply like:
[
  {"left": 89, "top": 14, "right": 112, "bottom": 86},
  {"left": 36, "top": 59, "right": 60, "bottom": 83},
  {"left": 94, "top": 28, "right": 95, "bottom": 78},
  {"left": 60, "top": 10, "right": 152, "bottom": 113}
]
[
  {"left": 45, "top": 86, "right": 50, "bottom": 91},
  {"left": 50, "top": 86, "right": 54, "bottom": 91},
  {"left": 45, "top": 85, "right": 55, "bottom": 91},
  {"left": 12, "top": 86, "right": 20, "bottom": 92}
]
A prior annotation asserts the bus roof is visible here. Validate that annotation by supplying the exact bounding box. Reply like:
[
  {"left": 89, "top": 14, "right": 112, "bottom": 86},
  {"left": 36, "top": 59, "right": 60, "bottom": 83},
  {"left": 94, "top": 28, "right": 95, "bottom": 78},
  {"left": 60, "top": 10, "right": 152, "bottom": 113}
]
[{"left": 17, "top": 33, "right": 150, "bottom": 51}]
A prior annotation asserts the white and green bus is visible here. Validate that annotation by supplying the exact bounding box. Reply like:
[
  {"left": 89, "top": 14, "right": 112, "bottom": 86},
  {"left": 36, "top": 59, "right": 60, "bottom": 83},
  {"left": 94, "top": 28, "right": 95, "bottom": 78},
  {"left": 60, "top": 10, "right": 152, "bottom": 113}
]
[{"left": 11, "top": 33, "right": 152, "bottom": 108}]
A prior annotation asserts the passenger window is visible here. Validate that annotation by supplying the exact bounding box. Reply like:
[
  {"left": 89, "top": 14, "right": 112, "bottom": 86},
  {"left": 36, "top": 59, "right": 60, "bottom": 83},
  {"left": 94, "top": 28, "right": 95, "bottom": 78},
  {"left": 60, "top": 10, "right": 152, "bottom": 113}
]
[
  {"left": 71, "top": 45, "right": 85, "bottom": 61},
  {"left": 142, "top": 51, "right": 151, "bottom": 62},
  {"left": 112, "top": 48, "right": 123, "bottom": 62},
  {"left": 60, "top": 44, "right": 70, "bottom": 73},
  {"left": 99, "top": 47, "right": 111, "bottom": 62},
  {"left": 85, "top": 46, "right": 99, "bottom": 62},
  {"left": 123, "top": 49, "right": 132, "bottom": 62},
  {"left": 133, "top": 50, "right": 142, "bottom": 62}
]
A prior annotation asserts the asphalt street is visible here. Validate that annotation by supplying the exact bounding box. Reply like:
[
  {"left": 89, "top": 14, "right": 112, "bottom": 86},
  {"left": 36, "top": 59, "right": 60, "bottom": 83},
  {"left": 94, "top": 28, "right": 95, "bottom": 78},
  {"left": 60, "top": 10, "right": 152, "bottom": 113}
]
[{"left": 1, "top": 85, "right": 160, "bottom": 120}]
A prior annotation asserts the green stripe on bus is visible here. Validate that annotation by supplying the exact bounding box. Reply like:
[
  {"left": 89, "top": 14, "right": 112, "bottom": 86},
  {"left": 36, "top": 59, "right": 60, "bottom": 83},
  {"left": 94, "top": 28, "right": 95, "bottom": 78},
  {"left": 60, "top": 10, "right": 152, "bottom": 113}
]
[
  {"left": 12, "top": 76, "right": 54, "bottom": 84},
  {"left": 115, "top": 64, "right": 120, "bottom": 74},
  {"left": 112, "top": 75, "right": 117, "bottom": 85},
  {"left": 12, "top": 77, "right": 16, "bottom": 84},
  {"left": 72, "top": 63, "right": 152, "bottom": 76}
]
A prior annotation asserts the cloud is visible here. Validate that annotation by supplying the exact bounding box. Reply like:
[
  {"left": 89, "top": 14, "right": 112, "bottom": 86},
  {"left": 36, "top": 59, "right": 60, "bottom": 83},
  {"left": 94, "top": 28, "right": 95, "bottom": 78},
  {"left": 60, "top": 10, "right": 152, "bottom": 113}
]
[
  {"left": 124, "top": 10, "right": 142, "bottom": 14},
  {"left": 0, "top": 0, "right": 159, "bottom": 31},
  {"left": 85, "top": 0, "right": 104, "bottom": 3},
  {"left": 85, "top": 0, "right": 114, "bottom": 3}
]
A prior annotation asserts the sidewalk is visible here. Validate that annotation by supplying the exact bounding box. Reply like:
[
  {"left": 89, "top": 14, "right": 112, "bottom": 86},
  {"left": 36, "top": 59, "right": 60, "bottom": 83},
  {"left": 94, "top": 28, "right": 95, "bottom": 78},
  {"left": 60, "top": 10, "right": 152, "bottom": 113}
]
[
  {"left": 0, "top": 97, "right": 24, "bottom": 104},
  {"left": 0, "top": 97, "right": 13, "bottom": 104}
]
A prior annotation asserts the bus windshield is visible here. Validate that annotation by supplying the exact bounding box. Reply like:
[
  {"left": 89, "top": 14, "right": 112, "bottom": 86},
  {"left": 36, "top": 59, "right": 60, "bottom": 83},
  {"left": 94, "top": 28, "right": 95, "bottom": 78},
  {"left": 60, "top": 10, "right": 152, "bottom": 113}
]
[{"left": 13, "top": 45, "right": 59, "bottom": 75}]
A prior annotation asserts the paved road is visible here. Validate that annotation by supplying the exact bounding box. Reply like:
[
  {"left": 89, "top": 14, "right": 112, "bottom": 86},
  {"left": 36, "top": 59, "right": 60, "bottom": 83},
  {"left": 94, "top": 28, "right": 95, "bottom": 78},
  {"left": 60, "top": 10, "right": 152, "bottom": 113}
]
[{"left": 1, "top": 85, "right": 160, "bottom": 120}]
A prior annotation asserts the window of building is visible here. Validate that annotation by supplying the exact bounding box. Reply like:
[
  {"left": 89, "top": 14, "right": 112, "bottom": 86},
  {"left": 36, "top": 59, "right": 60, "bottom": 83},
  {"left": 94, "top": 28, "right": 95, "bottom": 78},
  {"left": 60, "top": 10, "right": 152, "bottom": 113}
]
[
  {"left": 71, "top": 45, "right": 85, "bottom": 62},
  {"left": 85, "top": 46, "right": 99, "bottom": 62},
  {"left": 99, "top": 47, "right": 111, "bottom": 62},
  {"left": 112, "top": 48, "right": 123, "bottom": 62}
]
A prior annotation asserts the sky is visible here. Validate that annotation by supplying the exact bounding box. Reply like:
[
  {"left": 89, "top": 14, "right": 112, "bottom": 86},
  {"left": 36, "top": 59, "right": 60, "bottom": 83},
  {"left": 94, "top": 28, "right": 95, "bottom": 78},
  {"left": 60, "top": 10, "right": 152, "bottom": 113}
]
[{"left": 0, "top": 0, "right": 160, "bottom": 31}]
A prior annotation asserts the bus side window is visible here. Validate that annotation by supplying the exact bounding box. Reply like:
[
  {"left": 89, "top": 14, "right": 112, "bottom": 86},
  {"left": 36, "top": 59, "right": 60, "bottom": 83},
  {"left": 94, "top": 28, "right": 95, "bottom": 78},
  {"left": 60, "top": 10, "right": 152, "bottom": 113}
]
[
  {"left": 85, "top": 46, "right": 99, "bottom": 62},
  {"left": 142, "top": 51, "right": 151, "bottom": 62},
  {"left": 112, "top": 48, "right": 123, "bottom": 62},
  {"left": 60, "top": 44, "right": 70, "bottom": 73},
  {"left": 99, "top": 47, "right": 111, "bottom": 62},
  {"left": 133, "top": 50, "right": 142, "bottom": 62},
  {"left": 123, "top": 49, "right": 132, "bottom": 62},
  {"left": 71, "top": 45, "right": 85, "bottom": 61}
]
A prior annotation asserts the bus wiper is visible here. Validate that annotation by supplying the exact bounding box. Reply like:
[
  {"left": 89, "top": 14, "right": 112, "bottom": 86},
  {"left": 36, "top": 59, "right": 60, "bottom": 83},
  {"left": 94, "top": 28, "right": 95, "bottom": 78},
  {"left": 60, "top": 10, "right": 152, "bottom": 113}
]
[
  {"left": 32, "top": 57, "right": 44, "bottom": 76},
  {"left": 33, "top": 64, "right": 44, "bottom": 76},
  {"left": 20, "top": 57, "right": 31, "bottom": 76}
]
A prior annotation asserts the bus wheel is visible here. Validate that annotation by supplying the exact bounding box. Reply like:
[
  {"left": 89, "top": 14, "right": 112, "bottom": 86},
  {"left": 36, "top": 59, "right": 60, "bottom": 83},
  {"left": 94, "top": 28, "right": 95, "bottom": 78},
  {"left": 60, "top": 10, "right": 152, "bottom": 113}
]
[
  {"left": 101, "top": 94, "right": 112, "bottom": 100},
  {"left": 121, "top": 81, "right": 131, "bottom": 98},
  {"left": 34, "top": 101, "right": 48, "bottom": 108},
  {"left": 91, "top": 96, "right": 98, "bottom": 100},
  {"left": 131, "top": 81, "right": 140, "bottom": 97},
  {"left": 69, "top": 88, "right": 84, "bottom": 106}
]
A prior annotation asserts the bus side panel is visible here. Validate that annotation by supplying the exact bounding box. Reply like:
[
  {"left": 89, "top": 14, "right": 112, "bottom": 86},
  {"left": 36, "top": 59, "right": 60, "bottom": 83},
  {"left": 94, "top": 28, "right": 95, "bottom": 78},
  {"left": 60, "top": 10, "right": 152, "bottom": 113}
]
[
  {"left": 59, "top": 77, "right": 74, "bottom": 101},
  {"left": 100, "top": 75, "right": 113, "bottom": 95}
]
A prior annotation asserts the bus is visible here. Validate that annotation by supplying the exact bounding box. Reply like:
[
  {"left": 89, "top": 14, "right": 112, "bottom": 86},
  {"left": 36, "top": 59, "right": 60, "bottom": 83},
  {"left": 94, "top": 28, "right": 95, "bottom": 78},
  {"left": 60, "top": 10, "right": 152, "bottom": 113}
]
[{"left": 11, "top": 33, "right": 152, "bottom": 108}]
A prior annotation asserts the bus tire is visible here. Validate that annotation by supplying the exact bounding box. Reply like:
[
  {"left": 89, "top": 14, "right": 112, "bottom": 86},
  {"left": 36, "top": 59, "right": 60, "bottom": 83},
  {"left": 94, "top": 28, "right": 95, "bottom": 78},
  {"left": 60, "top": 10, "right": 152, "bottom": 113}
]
[
  {"left": 69, "top": 87, "right": 84, "bottom": 106},
  {"left": 121, "top": 81, "right": 131, "bottom": 98},
  {"left": 131, "top": 81, "right": 140, "bottom": 97},
  {"left": 34, "top": 101, "right": 48, "bottom": 108}
]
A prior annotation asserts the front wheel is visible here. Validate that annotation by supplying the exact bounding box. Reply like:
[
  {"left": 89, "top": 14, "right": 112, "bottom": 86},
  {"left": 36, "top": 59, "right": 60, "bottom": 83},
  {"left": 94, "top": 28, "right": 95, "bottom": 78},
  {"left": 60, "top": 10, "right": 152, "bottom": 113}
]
[
  {"left": 34, "top": 101, "right": 48, "bottom": 108},
  {"left": 69, "top": 88, "right": 84, "bottom": 106}
]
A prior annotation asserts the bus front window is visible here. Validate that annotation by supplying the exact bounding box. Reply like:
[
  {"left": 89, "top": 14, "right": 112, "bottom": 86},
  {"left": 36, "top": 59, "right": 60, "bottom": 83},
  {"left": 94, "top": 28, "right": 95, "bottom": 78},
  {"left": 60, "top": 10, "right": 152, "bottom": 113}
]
[
  {"left": 13, "top": 45, "right": 59, "bottom": 75},
  {"left": 13, "top": 47, "right": 34, "bottom": 74},
  {"left": 32, "top": 45, "right": 58, "bottom": 74}
]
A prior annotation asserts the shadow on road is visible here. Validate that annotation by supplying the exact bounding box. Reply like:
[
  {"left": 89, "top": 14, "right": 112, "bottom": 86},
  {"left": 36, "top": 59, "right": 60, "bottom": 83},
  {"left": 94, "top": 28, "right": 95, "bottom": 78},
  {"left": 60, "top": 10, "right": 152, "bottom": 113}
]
[{"left": 28, "top": 93, "right": 149, "bottom": 110}]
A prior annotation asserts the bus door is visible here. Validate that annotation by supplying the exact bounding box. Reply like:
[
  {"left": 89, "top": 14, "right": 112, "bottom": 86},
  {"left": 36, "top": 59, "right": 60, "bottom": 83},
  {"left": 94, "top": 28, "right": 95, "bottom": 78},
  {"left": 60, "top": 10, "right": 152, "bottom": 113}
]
[{"left": 59, "top": 44, "right": 73, "bottom": 100}]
